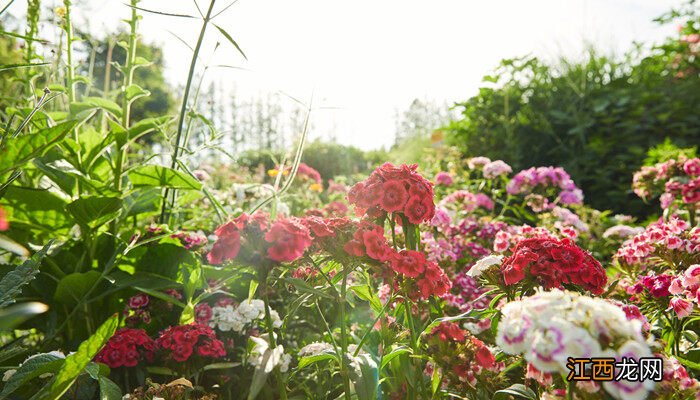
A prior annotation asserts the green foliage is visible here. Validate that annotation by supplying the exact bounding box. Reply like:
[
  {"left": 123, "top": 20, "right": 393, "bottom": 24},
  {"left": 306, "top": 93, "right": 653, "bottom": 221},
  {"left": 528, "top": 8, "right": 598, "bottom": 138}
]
[
  {"left": 237, "top": 140, "right": 377, "bottom": 182},
  {"left": 644, "top": 137, "right": 697, "bottom": 166},
  {"left": 445, "top": 39, "right": 700, "bottom": 216}
]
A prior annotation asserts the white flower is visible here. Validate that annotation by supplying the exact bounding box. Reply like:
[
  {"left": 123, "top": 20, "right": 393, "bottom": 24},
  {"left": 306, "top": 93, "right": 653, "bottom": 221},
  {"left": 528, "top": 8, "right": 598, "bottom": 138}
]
[
  {"left": 3, "top": 369, "right": 16, "bottom": 382},
  {"left": 298, "top": 342, "right": 334, "bottom": 357},
  {"left": 602, "top": 341, "right": 655, "bottom": 400},
  {"left": 121, "top": 395, "right": 131, "bottom": 400},
  {"left": 467, "top": 254, "right": 503, "bottom": 277},
  {"left": 248, "top": 337, "right": 289, "bottom": 373}
]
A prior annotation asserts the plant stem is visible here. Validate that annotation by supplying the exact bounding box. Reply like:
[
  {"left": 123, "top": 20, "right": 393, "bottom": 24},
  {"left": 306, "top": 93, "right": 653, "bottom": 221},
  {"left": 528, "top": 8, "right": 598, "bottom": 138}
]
[
  {"left": 160, "top": 0, "right": 217, "bottom": 224},
  {"left": 261, "top": 271, "right": 288, "bottom": 400},
  {"left": 114, "top": 0, "right": 140, "bottom": 194},
  {"left": 62, "top": 0, "right": 81, "bottom": 194},
  {"left": 339, "top": 263, "right": 352, "bottom": 400}
]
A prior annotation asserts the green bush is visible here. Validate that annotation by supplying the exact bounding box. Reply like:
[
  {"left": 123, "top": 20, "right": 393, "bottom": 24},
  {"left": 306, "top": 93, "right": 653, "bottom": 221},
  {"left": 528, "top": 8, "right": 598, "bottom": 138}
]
[{"left": 445, "top": 12, "right": 700, "bottom": 217}]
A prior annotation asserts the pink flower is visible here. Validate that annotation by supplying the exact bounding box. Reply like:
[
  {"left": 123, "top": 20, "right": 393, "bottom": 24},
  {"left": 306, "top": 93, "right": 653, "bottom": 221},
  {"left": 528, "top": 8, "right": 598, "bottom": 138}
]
[
  {"left": 670, "top": 297, "right": 694, "bottom": 319},
  {"left": 0, "top": 207, "right": 8, "bottom": 231},
  {"left": 435, "top": 171, "right": 453, "bottom": 186},
  {"left": 684, "top": 264, "right": 700, "bottom": 286},
  {"left": 483, "top": 160, "right": 512, "bottom": 179},
  {"left": 265, "top": 218, "right": 313, "bottom": 263},
  {"left": 684, "top": 158, "right": 700, "bottom": 176},
  {"left": 128, "top": 293, "right": 149, "bottom": 309}
]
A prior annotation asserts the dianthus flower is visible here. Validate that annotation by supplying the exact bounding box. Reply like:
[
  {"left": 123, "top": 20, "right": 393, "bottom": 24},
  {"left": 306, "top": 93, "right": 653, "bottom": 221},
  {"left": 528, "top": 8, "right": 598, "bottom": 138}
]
[
  {"left": 156, "top": 324, "right": 226, "bottom": 362},
  {"left": 94, "top": 328, "right": 156, "bottom": 368}
]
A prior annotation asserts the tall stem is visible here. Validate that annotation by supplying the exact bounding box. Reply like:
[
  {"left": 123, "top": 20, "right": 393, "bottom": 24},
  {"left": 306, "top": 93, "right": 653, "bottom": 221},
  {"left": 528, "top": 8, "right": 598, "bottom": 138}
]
[
  {"left": 261, "top": 271, "right": 288, "bottom": 400},
  {"left": 339, "top": 264, "right": 352, "bottom": 400},
  {"left": 114, "top": 0, "right": 139, "bottom": 193},
  {"left": 62, "top": 0, "right": 81, "bottom": 194},
  {"left": 160, "top": 0, "right": 217, "bottom": 224}
]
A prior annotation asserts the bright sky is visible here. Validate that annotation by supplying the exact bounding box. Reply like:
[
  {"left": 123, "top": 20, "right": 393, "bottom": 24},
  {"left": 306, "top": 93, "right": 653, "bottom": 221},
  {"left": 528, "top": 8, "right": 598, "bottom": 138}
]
[{"left": 7, "top": 0, "right": 682, "bottom": 150}]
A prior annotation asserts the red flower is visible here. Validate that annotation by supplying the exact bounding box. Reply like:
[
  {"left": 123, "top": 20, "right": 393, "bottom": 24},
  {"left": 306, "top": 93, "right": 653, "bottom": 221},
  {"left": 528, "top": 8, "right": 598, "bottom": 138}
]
[
  {"left": 380, "top": 180, "right": 409, "bottom": 212},
  {"left": 362, "top": 230, "right": 394, "bottom": 262},
  {"left": 128, "top": 293, "right": 150, "bottom": 309},
  {"left": 301, "top": 216, "right": 336, "bottom": 238},
  {"left": 94, "top": 328, "right": 156, "bottom": 368},
  {"left": 195, "top": 303, "right": 213, "bottom": 323},
  {"left": 208, "top": 220, "right": 242, "bottom": 265},
  {"left": 404, "top": 195, "right": 434, "bottom": 224},
  {"left": 157, "top": 324, "right": 225, "bottom": 362},
  {"left": 499, "top": 237, "right": 607, "bottom": 294},
  {"left": 390, "top": 250, "right": 427, "bottom": 278},
  {"left": 472, "top": 338, "right": 495, "bottom": 369},
  {"left": 417, "top": 262, "right": 452, "bottom": 298},
  {"left": 430, "top": 322, "right": 466, "bottom": 342},
  {"left": 265, "top": 218, "right": 313, "bottom": 262}
]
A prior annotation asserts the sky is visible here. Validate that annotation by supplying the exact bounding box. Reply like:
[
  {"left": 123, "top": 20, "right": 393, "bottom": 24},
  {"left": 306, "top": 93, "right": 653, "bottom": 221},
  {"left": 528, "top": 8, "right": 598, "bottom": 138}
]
[{"left": 5, "top": 0, "right": 683, "bottom": 150}]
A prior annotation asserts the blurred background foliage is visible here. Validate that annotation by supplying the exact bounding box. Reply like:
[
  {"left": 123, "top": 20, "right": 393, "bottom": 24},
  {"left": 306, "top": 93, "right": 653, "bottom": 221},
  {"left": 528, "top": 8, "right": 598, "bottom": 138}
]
[{"left": 441, "top": 2, "right": 700, "bottom": 217}]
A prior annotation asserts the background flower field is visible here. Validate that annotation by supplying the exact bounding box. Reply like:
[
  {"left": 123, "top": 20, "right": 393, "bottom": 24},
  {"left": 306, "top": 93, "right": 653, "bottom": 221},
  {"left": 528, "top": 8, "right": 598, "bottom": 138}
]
[{"left": 1, "top": 0, "right": 700, "bottom": 399}]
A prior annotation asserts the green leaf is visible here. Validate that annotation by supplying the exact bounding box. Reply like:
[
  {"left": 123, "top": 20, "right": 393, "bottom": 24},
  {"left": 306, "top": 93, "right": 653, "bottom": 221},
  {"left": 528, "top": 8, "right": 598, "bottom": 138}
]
[
  {"left": 69, "top": 97, "right": 122, "bottom": 118},
  {"left": 0, "top": 187, "right": 72, "bottom": 234},
  {"left": 0, "top": 241, "right": 52, "bottom": 307},
  {"left": 0, "top": 302, "right": 48, "bottom": 330},
  {"left": 350, "top": 285, "right": 383, "bottom": 314},
  {"left": 44, "top": 314, "right": 119, "bottom": 400},
  {"left": 297, "top": 353, "right": 337, "bottom": 369},
  {"left": 126, "top": 116, "right": 171, "bottom": 144},
  {"left": 349, "top": 354, "right": 379, "bottom": 400},
  {"left": 132, "top": 287, "right": 186, "bottom": 308},
  {"left": 0, "top": 62, "right": 49, "bottom": 71},
  {"left": 278, "top": 277, "right": 335, "bottom": 300},
  {"left": 128, "top": 165, "right": 202, "bottom": 190},
  {"left": 248, "top": 279, "right": 259, "bottom": 302},
  {"left": 493, "top": 384, "right": 538, "bottom": 400},
  {"left": 0, "top": 353, "right": 64, "bottom": 399},
  {"left": 214, "top": 24, "right": 248, "bottom": 60},
  {"left": 0, "top": 120, "right": 77, "bottom": 175},
  {"left": 380, "top": 346, "right": 412, "bottom": 370},
  {"left": 54, "top": 271, "right": 103, "bottom": 306},
  {"left": 124, "top": 84, "right": 150, "bottom": 103},
  {"left": 98, "top": 376, "right": 122, "bottom": 400},
  {"left": 66, "top": 196, "right": 122, "bottom": 229}
]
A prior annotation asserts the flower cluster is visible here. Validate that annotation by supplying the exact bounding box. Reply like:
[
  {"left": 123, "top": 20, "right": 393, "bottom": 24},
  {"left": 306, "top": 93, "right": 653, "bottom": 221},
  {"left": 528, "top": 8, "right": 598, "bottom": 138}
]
[
  {"left": 614, "top": 215, "right": 700, "bottom": 268},
  {"left": 156, "top": 324, "right": 226, "bottom": 362},
  {"left": 209, "top": 299, "right": 282, "bottom": 333},
  {"left": 207, "top": 212, "right": 313, "bottom": 265},
  {"left": 434, "top": 171, "right": 453, "bottom": 186},
  {"left": 170, "top": 231, "right": 208, "bottom": 250},
  {"left": 94, "top": 328, "right": 157, "bottom": 368},
  {"left": 348, "top": 163, "right": 435, "bottom": 224},
  {"left": 482, "top": 160, "right": 512, "bottom": 179},
  {"left": 497, "top": 290, "right": 653, "bottom": 400},
  {"left": 438, "top": 190, "right": 494, "bottom": 213},
  {"left": 248, "top": 336, "right": 292, "bottom": 373},
  {"left": 632, "top": 156, "right": 700, "bottom": 208},
  {"left": 426, "top": 322, "right": 502, "bottom": 389},
  {"left": 499, "top": 237, "right": 607, "bottom": 294},
  {"left": 626, "top": 266, "right": 700, "bottom": 319},
  {"left": 506, "top": 166, "right": 584, "bottom": 205}
]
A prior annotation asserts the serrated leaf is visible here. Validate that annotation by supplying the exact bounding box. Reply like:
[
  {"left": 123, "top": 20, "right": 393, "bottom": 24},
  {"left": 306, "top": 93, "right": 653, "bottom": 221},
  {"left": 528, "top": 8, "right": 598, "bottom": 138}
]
[
  {"left": 128, "top": 165, "right": 202, "bottom": 190},
  {"left": 0, "top": 353, "right": 64, "bottom": 399},
  {"left": 0, "top": 241, "right": 53, "bottom": 307},
  {"left": 0, "top": 120, "right": 77, "bottom": 175},
  {"left": 44, "top": 314, "right": 119, "bottom": 400}
]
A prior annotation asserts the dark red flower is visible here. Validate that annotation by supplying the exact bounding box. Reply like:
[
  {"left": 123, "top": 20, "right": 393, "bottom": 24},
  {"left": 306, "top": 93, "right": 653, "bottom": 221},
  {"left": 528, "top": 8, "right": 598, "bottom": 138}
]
[
  {"left": 94, "top": 328, "right": 156, "bottom": 368},
  {"left": 195, "top": 303, "right": 213, "bottom": 323},
  {"left": 128, "top": 293, "right": 150, "bottom": 309}
]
